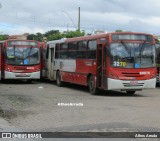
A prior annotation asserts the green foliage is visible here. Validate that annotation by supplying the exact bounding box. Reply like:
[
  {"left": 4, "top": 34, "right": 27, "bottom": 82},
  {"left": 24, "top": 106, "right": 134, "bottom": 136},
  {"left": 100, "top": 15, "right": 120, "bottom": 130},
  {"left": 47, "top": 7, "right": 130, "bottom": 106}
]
[
  {"left": 0, "top": 35, "right": 8, "bottom": 41},
  {"left": 115, "top": 29, "right": 123, "bottom": 32},
  {"left": 27, "top": 32, "right": 43, "bottom": 41},
  {"left": 47, "top": 32, "right": 63, "bottom": 41},
  {"left": 2, "top": 30, "right": 85, "bottom": 42},
  {"left": 64, "top": 30, "right": 85, "bottom": 38},
  {"left": 45, "top": 30, "right": 85, "bottom": 41},
  {"left": 45, "top": 30, "right": 59, "bottom": 37}
]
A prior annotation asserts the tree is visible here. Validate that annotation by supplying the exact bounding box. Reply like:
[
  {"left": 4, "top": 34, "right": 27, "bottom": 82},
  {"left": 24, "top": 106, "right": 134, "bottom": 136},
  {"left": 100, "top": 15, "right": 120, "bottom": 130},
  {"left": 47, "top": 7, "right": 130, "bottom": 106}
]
[
  {"left": 0, "top": 35, "right": 8, "bottom": 41},
  {"left": 115, "top": 29, "right": 123, "bottom": 32},
  {"left": 46, "top": 30, "right": 85, "bottom": 41},
  {"left": 27, "top": 34, "right": 35, "bottom": 40},
  {"left": 64, "top": 30, "right": 85, "bottom": 38},
  {"left": 47, "top": 32, "right": 64, "bottom": 41},
  {"left": 27, "top": 33, "right": 43, "bottom": 41},
  {"left": 44, "top": 30, "right": 59, "bottom": 37}
]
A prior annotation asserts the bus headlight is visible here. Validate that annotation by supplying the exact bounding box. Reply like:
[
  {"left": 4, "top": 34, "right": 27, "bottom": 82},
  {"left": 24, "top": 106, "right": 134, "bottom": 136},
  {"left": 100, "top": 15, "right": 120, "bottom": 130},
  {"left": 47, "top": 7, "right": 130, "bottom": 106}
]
[
  {"left": 150, "top": 73, "right": 157, "bottom": 79},
  {"left": 109, "top": 71, "right": 119, "bottom": 79}
]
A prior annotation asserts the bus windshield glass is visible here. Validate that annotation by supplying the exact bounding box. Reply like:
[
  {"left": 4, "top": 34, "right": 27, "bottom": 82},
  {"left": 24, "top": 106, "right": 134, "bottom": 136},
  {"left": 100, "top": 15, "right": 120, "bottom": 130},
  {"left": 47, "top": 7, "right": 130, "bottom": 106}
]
[
  {"left": 110, "top": 42, "right": 156, "bottom": 68},
  {"left": 6, "top": 46, "right": 40, "bottom": 65}
]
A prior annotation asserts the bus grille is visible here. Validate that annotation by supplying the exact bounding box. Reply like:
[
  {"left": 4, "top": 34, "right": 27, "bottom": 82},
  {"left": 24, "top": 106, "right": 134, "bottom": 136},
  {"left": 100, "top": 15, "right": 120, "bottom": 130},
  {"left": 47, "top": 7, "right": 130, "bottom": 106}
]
[
  {"left": 122, "top": 72, "right": 143, "bottom": 77},
  {"left": 123, "top": 82, "right": 144, "bottom": 87},
  {"left": 13, "top": 67, "right": 27, "bottom": 70}
]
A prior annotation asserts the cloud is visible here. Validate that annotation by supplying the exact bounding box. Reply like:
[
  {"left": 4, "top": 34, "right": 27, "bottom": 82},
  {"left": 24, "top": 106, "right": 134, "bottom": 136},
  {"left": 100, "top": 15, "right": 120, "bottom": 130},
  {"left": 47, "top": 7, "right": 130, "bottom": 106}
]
[{"left": 0, "top": 0, "right": 160, "bottom": 35}]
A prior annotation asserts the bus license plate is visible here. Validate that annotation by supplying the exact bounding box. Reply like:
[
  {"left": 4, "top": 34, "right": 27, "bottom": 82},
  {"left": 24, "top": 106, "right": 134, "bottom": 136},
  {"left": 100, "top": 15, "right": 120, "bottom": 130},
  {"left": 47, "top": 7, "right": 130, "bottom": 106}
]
[{"left": 130, "top": 81, "right": 138, "bottom": 85}]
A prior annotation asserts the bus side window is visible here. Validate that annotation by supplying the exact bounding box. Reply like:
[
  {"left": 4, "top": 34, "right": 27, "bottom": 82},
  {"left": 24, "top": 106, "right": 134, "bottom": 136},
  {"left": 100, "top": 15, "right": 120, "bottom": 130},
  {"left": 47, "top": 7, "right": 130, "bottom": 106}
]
[
  {"left": 77, "top": 41, "right": 87, "bottom": 59},
  {"left": 87, "top": 40, "right": 97, "bottom": 59},
  {"left": 60, "top": 43, "right": 68, "bottom": 59},
  {"left": 0, "top": 43, "right": 3, "bottom": 47},
  {"left": 68, "top": 42, "right": 77, "bottom": 59},
  {"left": 55, "top": 43, "right": 60, "bottom": 59}
]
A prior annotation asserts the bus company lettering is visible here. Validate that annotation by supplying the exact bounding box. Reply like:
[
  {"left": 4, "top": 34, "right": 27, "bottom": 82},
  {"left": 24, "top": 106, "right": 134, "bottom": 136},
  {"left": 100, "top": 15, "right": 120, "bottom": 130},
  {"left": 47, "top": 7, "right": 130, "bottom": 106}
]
[{"left": 139, "top": 71, "right": 150, "bottom": 75}]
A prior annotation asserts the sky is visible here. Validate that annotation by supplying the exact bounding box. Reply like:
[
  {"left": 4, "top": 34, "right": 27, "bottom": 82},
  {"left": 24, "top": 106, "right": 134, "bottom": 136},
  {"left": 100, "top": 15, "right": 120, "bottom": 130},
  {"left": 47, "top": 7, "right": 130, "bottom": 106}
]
[{"left": 0, "top": 0, "right": 160, "bottom": 35}]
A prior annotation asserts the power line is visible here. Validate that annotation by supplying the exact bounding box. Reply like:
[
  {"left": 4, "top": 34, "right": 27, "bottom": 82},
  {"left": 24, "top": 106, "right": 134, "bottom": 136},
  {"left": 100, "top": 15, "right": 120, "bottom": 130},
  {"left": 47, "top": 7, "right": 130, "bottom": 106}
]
[{"left": 61, "top": 10, "right": 77, "bottom": 29}]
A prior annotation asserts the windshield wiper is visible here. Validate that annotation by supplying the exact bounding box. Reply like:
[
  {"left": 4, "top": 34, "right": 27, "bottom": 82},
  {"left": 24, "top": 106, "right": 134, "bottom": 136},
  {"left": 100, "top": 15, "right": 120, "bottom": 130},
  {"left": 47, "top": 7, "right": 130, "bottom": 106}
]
[
  {"left": 121, "top": 41, "right": 130, "bottom": 55},
  {"left": 27, "top": 46, "right": 33, "bottom": 64},
  {"left": 139, "top": 41, "right": 146, "bottom": 64},
  {"left": 121, "top": 41, "right": 134, "bottom": 63}
]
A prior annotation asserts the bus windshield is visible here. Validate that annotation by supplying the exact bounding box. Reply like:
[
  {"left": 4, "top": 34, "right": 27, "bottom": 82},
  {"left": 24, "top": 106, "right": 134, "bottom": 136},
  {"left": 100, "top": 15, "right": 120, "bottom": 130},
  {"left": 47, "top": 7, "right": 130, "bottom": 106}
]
[
  {"left": 110, "top": 42, "right": 156, "bottom": 68},
  {"left": 6, "top": 46, "right": 40, "bottom": 65}
]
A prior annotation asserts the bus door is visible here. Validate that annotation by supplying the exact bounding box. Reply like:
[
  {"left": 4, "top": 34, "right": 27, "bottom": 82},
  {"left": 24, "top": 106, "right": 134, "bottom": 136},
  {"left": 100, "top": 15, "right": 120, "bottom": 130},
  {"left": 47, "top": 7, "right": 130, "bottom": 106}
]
[
  {"left": 97, "top": 43, "right": 107, "bottom": 89},
  {"left": 49, "top": 47, "right": 55, "bottom": 80},
  {"left": 97, "top": 45, "right": 102, "bottom": 87}
]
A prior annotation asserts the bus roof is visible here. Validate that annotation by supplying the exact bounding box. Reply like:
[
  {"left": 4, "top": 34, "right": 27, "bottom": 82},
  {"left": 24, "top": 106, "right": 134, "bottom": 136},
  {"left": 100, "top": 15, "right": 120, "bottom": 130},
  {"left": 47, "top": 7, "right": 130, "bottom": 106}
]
[
  {"left": 47, "top": 38, "right": 67, "bottom": 45},
  {"left": 65, "top": 32, "right": 154, "bottom": 43},
  {"left": 46, "top": 32, "right": 154, "bottom": 45}
]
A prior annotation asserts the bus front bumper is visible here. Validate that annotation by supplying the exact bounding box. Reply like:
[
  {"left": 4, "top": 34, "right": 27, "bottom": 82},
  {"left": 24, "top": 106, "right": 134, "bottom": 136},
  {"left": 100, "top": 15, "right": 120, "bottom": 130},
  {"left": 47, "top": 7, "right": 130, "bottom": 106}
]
[
  {"left": 4, "top": 71, "right": 40, "bottom": 79},
  {"left": 108, "top": 78, "right": 156, "bottom": 90}
]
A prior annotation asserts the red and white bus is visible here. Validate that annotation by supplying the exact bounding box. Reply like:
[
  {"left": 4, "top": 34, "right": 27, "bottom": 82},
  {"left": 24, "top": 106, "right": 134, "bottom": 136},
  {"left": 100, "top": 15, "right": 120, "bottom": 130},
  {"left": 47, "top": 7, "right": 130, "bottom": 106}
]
[
  {"left": 43, "top": 32, "right": 157, "bottom": 95},
  {"left": 1, "top": 39, "right": 43, "bottom": 82}
]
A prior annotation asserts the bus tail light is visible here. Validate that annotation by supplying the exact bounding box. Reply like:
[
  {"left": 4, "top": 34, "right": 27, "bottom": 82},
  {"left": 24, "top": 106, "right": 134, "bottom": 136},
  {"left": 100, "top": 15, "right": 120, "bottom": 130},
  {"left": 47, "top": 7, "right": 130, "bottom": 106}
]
[{"left": 109, "top": 71, "right": 119, "bottom": 79}]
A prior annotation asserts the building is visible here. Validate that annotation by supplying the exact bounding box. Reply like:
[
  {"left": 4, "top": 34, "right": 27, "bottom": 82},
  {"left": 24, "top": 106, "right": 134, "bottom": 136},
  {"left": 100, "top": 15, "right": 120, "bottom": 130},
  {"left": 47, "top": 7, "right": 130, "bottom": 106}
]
[{"left": 8, "top": 33, "right": 29, "bottom": 40}]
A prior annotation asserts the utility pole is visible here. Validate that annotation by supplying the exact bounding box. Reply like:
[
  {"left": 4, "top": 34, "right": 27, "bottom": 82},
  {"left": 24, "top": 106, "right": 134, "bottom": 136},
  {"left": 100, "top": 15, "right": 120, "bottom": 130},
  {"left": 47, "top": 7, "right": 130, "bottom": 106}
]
[{"left": 78, "top": 7, "right": 80, "bottom": 31}]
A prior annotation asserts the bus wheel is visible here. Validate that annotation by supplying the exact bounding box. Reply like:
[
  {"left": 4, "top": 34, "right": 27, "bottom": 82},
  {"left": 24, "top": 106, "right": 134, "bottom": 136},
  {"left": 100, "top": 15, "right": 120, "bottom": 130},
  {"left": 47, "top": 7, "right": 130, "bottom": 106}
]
[
  {"left": 126, "top": 91, "right": 135, "bottom": 95},
  {"left": 56, "top": 71, "right": 63, "bottom": 87},
  {"left": 88, "top": 76, "right": 98, "bottom": 95}
]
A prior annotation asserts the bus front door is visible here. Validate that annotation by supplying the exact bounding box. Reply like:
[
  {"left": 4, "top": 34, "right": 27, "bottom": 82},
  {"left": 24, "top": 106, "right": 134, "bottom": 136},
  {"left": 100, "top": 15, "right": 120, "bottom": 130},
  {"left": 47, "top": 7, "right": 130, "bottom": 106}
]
[
  {"left": 97, "top": 44, "right": 107, "bottom": 90},
  {"left": 97, "top": 45, "right": 102, "bottom": 87}
]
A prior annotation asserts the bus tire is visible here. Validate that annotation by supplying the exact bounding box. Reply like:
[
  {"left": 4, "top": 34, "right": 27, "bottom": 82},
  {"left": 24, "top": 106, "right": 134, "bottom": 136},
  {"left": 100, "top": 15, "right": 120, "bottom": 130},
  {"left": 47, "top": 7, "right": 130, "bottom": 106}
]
[
  {"left": 88, "top": 76, "right": 98, "bottom": 95},
  {"left": 56, "top": 71, "right": 63, "bottom": 87},
  {"left": 126, "top": 91, "right": 135, "bottom": 95}
]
